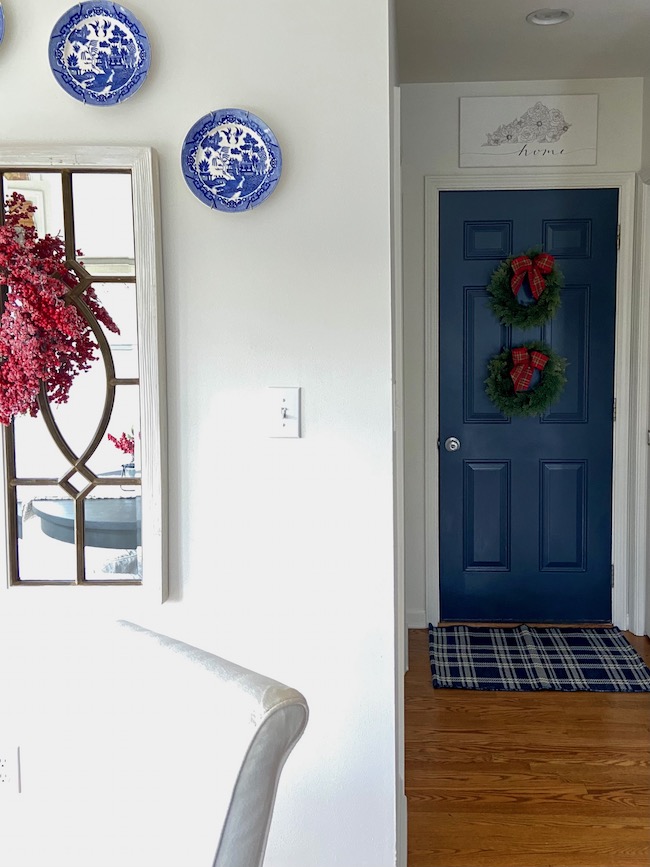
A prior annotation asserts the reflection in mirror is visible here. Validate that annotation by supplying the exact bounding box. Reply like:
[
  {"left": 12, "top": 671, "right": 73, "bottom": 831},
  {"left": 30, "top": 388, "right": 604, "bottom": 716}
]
[
  {"left": 72, "top": 173, "right": 135, "bottom": 266},
  {"left": 17, "top": 485, "right": 77, "bottom": 582},
  {"left": 3, "top": 171, "right": 64, "bottom": 239},
  {"left": 0, "top": 150, "right": 164, "bottom": 593}
]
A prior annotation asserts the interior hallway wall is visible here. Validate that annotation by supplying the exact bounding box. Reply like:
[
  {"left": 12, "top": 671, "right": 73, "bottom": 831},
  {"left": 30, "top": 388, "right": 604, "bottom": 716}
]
[{"left": 0, "top": 2, "right": 398, "bottom": 865}]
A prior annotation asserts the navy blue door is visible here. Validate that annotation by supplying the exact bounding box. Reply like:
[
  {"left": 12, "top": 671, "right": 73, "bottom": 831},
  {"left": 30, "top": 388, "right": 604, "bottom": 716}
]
[{"left": 439, "top": 188, "right": 618, "bottom": 622}]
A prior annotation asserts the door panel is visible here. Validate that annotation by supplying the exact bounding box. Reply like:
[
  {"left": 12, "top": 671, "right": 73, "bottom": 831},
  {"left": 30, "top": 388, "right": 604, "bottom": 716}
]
[
  {"left": 542, "top": 286, "right": 589, "bottom": 422},
  {"left": 439, "top": 188, "right": 618, "bottom": 622},
  {"left": 463, "top": 461, "right": 510, "bottom": 571},
  {"left": 540, "top": 461, "right": 586, "bottom": 570}
]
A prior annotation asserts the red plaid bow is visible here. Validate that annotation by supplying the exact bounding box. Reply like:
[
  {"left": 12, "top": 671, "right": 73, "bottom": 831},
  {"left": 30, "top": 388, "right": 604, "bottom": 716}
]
[
  {"left": 509, "top": 346, "right": 549, "bottom": 392},
  {"left": 510, "top": 253, "right": 554, "bottom": 300}
]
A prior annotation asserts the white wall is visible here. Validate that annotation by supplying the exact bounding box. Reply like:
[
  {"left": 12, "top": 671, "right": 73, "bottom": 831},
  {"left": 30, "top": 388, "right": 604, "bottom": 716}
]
[
  {"left": 401, "top": 78, "right": 644, "bottom": 625},
  {"left": 0, "top": 2, "right": 398, "bottom": 866}
]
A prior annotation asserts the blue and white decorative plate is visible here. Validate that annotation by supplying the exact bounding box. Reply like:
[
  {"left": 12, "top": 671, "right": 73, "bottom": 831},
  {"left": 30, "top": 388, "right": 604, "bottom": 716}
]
[
  {"left": 181, "top": 109, "right": 282, "bottom": 212},
  {"left": 49, "top": 3, "right": 150, "bottom": 106},
  {"left": 0, "top": 5, "right": 5, "bottom": 45}
]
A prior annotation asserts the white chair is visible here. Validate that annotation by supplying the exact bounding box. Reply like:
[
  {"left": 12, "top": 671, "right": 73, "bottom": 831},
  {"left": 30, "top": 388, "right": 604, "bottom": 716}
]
[{"left": 115, "top": 621, "right": 309, "bottom": 867}]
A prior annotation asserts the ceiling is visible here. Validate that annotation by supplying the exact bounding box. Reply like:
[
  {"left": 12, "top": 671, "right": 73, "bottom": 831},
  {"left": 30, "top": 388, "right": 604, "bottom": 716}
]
[{"left": 395, "top": 0, "right": 650, "bottom": 83}]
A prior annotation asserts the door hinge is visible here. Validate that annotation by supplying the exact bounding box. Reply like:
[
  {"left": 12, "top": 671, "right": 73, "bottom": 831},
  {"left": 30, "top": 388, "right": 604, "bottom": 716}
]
[
  {"left": 616, "top": 224, "right": 621, "bottom": 250},
  {"left": 611, "top": 564, "right": 614, "bottom": 587},
  {"left": 613, "top": 397, "right": 617, "bottom": 421}
]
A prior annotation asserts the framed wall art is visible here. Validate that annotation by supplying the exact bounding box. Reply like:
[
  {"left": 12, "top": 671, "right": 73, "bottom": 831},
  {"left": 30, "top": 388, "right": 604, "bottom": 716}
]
[{"left": 459, "top": 95, "right": 598, "bottom": 168}]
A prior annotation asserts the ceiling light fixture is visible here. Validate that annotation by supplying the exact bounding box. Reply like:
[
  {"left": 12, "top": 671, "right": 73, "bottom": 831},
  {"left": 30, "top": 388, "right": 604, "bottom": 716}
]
[{"left": 526, "top": 8, "right": 574, "bottom": 25}]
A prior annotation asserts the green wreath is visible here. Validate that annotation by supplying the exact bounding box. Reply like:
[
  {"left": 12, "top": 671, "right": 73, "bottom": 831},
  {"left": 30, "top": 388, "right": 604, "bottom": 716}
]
[
  {"left": 485, "top": 340, "right": 567, "bottom": 418},
  {"left": 487, "top": 248, "right": 563, "bottom": 328}
]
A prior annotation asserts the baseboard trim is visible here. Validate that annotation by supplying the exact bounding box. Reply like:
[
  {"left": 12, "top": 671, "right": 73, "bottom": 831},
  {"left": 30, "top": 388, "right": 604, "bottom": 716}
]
[{"left": 438, "top": 621, "right": 615, "bottom": 628}]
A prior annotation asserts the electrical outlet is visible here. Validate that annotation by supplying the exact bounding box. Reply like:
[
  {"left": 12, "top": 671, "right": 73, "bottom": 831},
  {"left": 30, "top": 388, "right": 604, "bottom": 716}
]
[{"left": 0, "top": 746, "right": 21, "bottom": 794}]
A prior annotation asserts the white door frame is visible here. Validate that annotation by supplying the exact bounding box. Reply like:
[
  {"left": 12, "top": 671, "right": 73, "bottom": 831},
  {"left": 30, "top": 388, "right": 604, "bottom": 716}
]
[
  {"left": 632, "top": 174, "right": 650, "bottom": 637},
  {"left": 391, "top": 86, "right": 408, "bottom": 867},
  {"left": 424, "top": 172, "right": 641, "bottom": 631}
]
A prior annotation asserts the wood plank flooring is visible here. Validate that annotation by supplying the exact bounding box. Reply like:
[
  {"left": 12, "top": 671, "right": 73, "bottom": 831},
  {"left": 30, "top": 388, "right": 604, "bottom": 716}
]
[{"left": 405, "top": 628, "right": 650, "bottom": 867}]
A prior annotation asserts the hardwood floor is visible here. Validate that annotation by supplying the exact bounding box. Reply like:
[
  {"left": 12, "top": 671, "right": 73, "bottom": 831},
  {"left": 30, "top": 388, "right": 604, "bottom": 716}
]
[{"left": 405, "top": 628, "right": 650, "bottom": 867}]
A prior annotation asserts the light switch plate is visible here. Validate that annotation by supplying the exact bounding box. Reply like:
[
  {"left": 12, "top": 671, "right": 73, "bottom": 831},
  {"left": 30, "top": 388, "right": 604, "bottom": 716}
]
[{"left": 267, "top": 387, "right": 301, "bottom": 438}]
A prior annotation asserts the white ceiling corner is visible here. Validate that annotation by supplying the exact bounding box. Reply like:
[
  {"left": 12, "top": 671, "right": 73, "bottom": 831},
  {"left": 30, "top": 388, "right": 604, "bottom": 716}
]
[{"left": 395, "top": 0, "right": 650, "bottom": 83}]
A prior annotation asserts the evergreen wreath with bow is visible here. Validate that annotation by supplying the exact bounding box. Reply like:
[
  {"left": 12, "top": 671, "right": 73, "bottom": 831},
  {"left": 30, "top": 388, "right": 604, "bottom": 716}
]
[
  {"left": 487, "top": 248, "right": 563, "bottom": 328},
  {"left": 485, "top": 340, "right": 567, "bottom": 418}
]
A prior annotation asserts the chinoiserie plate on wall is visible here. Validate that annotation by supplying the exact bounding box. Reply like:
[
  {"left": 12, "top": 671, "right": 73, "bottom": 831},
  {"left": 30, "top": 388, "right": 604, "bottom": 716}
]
[
  {"left": 48, "top": 3, "right": 150, "bottom": 106},
  {"left": 181, "top": 109, "right": 282, "bottom": 212},
  {"left": 0, "top": 5, "right": 4, "bottom": 45}
]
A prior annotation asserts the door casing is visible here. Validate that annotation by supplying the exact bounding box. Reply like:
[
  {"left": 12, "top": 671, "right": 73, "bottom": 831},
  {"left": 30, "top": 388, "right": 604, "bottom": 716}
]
[{"left": 424, "top": 172, "right": 639, "bottom": 631}]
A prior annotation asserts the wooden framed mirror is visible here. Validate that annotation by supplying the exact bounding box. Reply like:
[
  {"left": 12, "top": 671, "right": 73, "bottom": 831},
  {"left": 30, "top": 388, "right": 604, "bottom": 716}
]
[{"left": 0, "top": 147, "right": 166, "bottom": 601}]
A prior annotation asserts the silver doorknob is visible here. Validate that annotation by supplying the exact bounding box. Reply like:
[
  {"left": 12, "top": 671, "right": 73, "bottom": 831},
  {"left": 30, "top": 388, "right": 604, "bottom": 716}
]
[{"left": 444, "top": 436, "right": 461, "bottom": 452}]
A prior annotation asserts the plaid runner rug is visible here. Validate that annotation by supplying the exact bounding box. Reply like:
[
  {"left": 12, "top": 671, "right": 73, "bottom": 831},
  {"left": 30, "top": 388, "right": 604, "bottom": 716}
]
[{"left": 429, "top": 624, "right": 650, "bottom": 691}]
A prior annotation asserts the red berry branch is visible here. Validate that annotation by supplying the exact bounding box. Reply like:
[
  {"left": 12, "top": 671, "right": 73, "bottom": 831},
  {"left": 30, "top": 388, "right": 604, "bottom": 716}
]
[
  {"left": 108, "top": 430, "right": 135, "bottom": 455},
  {"left": 0, "top": 192, "right": 119, "bottom": 425}
]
